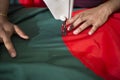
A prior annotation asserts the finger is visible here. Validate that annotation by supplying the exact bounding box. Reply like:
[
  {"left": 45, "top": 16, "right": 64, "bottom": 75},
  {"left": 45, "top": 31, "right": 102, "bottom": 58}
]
[
  {"left": 88, "top": 25, "right": 98, "bottom": 35},
  {"left": 2, "top": 31, "right": 16, "bottom": 58},
  {"left": 14, "top": 25, "right": 29, "bottom": 39},
  {"left": 67, "top": 16, "right": 86, "bottom": 31},
  {"left": 0, "top": 38, "right": 2, "bottom": 42},
  {"left": 73, "top": 21, "right": 91, "bottom": 35},
  {"left": 0, "top": 28, "right": 3, "bottom": 42},
  {"left": 66, "top": 14, "right": 80, "bottom": 25}
]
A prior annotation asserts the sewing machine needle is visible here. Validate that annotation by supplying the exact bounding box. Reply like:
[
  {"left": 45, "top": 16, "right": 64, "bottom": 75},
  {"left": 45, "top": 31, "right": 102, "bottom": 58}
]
[{"left": 61, "top": 18, "right": 67, "bottom": 36}]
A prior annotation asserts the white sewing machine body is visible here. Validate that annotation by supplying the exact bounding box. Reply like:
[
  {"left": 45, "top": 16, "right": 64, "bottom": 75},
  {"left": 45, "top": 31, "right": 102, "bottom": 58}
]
[{"left": 43, "top": 0, "right": 74, "bottom": 21}]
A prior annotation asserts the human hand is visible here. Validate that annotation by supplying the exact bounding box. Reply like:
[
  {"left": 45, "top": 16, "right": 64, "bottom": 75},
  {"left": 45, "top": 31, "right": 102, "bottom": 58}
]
[
  {"left": 66, "top": 5, "right": 111, "bottom": 35},
  {"left": 0, "top": 16, "right": 29, "bottom": 58}
]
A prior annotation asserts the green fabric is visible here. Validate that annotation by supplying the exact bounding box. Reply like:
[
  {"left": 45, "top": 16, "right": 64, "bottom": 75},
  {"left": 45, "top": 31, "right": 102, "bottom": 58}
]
[
  {"left": 10, "top": 0, "right": 19, "bottom": 5},
  {"left": 0, "top": 6, "right": 103, "bottom": 80}
]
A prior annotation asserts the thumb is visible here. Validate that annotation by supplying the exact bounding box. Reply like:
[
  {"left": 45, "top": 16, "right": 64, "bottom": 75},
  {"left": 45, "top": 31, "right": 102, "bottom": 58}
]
[{"left": 14, "top": 25, "right": 29, "bottom": 39}]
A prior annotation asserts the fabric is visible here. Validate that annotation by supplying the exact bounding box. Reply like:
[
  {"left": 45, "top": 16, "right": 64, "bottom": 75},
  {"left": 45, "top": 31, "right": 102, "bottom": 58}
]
[
  {"left": 62, "top": 10, "right": 120, "bottom": 80},
  {"left": 19, "top": 0, "right": 46, "bottom": 7},
  {"left": 10, "top": 0, "right": 19, "bottom": 5},
  {"left": 7, "top": 1, "right": 120, "bottom": 80},
  {"left": 0, "top": 6, "right": 102, "bottom": 80},
  {"left": 74, "top": 0, "right": 105, "bottom": 7},
  {"left": 18, "top": 0, "right": 105, "bottom": 8}
]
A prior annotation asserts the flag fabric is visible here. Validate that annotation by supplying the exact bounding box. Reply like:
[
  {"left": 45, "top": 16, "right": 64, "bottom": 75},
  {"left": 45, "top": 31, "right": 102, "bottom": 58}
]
[
  {"left": 19, "top": 0, "right": 46, "bottom": 7},
  {"left": 0, "top": 6, "right": 102, "bottom": 80},
  {"left": 1, "top": 0, "right": 120, "bottom": 80},
  {"left": 18, "top": 0, "right": 105, "bottom": 8},
  {"left": 63, "top": 10, "right": 120, "bottom": 80},
  {"left": 10, "top": 0, "right": 46, "bottom": 7},
  {"left": 10, "top": 0, "right": 20, "bottom": 6}
]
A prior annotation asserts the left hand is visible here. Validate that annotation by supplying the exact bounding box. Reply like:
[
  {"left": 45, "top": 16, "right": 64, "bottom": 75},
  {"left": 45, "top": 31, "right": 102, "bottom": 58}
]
[
  {"left": 66, "top": 6, "right": 111, "bottom": 35},
  {"left": 0, "top": 16, "right": 29, "bottom": 58}
]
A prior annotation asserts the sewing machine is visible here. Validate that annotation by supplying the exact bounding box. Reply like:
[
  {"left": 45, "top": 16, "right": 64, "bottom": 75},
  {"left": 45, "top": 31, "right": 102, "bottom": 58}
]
[
  {"left": 43, "top": 0, "right": 74, "bottom": 21},
  {"left": 43, "top": 0, "right": 74, "bottom": 35}
]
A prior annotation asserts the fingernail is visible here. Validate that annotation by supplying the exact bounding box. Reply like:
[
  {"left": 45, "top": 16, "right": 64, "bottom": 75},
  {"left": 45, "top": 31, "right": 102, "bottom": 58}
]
[
  {"left": 24, "top": 35, "right": 29, "bottom": 39},
  {"left": 73, "top": 30, "right": 79, "bottom": 35},
  {"left": 11, "top": 53, "right": 16, "bottom": 58},
  {"left": 67, "top": 25, "right": 74, "bottom": 31},
  {"left": 88, "top": 32, "right": 92, "bottom": 35}
]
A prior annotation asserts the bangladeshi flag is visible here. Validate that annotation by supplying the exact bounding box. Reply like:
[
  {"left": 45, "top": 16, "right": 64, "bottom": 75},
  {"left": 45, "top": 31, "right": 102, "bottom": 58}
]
[
  {"left": 18, "top": 0, "right": 46, "bottom": 7},
  {"left": 0, "top": 0, "right": 120, "bottom": 80}
]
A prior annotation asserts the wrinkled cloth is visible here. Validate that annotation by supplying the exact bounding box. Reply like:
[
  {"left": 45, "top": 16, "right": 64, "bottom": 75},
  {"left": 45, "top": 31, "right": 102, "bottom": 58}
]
[
  {"left": 0, "top": 6, "right": 102, "bottom": 80},
  {"left": 62, "top": 10, "right": 120, "bottom": 80},
  {"left": 18, "top": 0, "right": 105, "bottom": 8},
  {"left": 19, "top": 0, "right": 46, "bottom": 7}
]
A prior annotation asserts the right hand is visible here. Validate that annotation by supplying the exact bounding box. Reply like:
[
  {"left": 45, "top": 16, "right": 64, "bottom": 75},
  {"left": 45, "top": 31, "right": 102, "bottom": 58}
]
[{"left": 0, "top": 16, "right": 29, "bottom": 58}]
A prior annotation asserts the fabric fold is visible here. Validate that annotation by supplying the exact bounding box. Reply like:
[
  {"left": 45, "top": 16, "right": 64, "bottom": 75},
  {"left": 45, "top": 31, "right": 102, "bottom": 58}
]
[{"left": 62, "top": 10, "right": 120, "bottom": 80}]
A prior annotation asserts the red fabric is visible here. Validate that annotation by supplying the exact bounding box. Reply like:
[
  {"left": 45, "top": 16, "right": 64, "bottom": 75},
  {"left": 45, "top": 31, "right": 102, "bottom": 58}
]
[
  {"left": 62, "top": 10, "right": 120, "bottom": 80},
  {"left": 19, "top": 0, "right": 46, "bottom": 7}
]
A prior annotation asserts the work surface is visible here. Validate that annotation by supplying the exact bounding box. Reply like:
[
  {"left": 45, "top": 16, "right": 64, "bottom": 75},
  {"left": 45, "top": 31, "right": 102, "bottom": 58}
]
[{"left": 0, "top": 6, "right": 102, "bottom": 80}]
